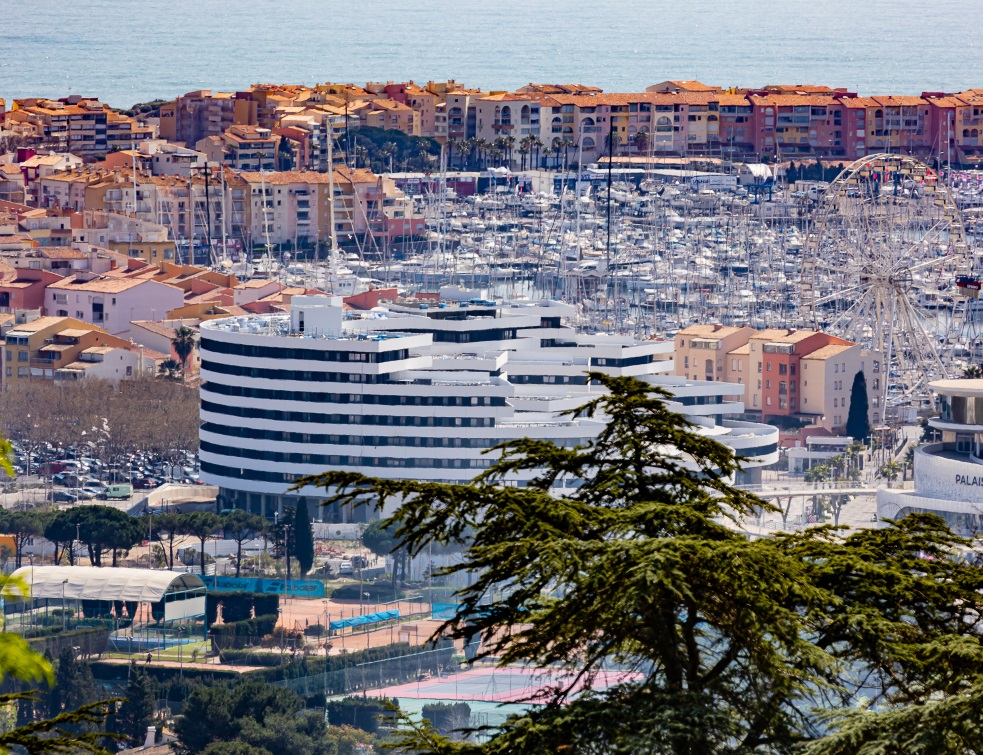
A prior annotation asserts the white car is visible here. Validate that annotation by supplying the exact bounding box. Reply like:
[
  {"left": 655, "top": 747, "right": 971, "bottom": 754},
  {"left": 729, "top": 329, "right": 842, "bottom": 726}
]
[{"left": 338, "top": 562, "right": 354, "bottom": 575}]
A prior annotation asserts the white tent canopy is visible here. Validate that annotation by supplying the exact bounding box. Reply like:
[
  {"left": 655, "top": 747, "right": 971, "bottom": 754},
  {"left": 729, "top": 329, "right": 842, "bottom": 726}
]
[{"left": 11, "top": 566, "right": 205, "bottom": 603}]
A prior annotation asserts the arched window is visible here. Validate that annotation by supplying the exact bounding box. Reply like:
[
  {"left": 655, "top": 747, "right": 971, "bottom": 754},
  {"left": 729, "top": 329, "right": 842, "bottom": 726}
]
[
  {"left": 973, "top": 129, "right": 980, "bottom": 138},
  {"left": 501, "top": 105, "right": 511, "bottom": 123},
  {"left": 563, "top": 126, "right": 573, "bottom": 135},
  {"left": 707, "top": 114, "right": 718, "bottom": 122},
  {"left": 582, "top": 137, "right": 595, "bottom": 149},
  {"left": 551, "top": 116, "right": 562, "bottom": 134},
  {"left": 656, "top": 116, "right": 672, "bottom": 132},
  {"left": 874, "top": 109, "right": 884, "bottom": 119},
  {"left": 963, "top": 129, "right": 970, "bottom": 138},
  {"left": 520, "top": 104, "right": 530, "bottom": 123},
  {"left": 628, "top": 125, "right": 637, "bottom": 134}
]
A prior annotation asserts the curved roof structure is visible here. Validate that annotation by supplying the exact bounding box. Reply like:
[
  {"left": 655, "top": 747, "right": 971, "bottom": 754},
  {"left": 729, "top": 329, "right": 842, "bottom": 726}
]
[{"left": 11, "top": 566, "right": 205, "bottom": 603}]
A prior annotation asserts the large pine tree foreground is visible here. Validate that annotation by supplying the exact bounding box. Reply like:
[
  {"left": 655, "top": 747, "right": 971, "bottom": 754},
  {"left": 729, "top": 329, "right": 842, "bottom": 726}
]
[{"left": 299, "top": 374, "right": 983, "bottom": 754}]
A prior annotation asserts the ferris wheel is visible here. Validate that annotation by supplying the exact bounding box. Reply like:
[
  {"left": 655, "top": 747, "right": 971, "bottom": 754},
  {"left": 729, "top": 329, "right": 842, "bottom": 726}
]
[{"left": 801, "top": 153, "right": 979, "bottom": 410}]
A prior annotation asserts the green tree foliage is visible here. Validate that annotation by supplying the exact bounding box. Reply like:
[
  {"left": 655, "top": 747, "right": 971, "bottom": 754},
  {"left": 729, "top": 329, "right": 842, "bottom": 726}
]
[
  {"left": 325, "top": 696, "right": 395, "bottom": 735},
  {"left": 0, "top": 435, "right": 119, "bottom": 754},
  {"left": 362, "top": 518, "right": 407, "bottom": 591},
  {"left": 154, "top": 512, "right": 185, "bottom": 570},
  {"left": 291, "top": 500, "right": 315, "bottom": 576},
  {"left": 323, "top": 725, "right": 379, "bottom": 755},
  {"left": 110, "top": 662, "right": 157, "bottom": 747},
  {"left": 846, "top": 370, "right": 872, "bottom": 443},
  {"left": 300, "top": 374, "right": 983, "bottom": 754},
  {"left": 172, "top": 326, "right": 197, "bottom": 376},
  {"left": 223, "top": 511, "right": 265, "bottom": 578},
  {"left": 76, "top": 506, "right": 145, "bottom": 567},
  {"left": 201, "top": 742, "right": 272, "bottom": 755},
  {"left": 0, "top": 432, "right": 14, "bottom": 478},
  {"left": 174, "top": 681, "right": 333, "bottom": 755},
  {"left": 0, "top": 509, "right": 45, "bottom": 568},
  {"left": 348, "top": 127, "right": 440, "bottom": 173},
  {"left": 181, "top": 512, "right": 222, "bottom": 576}
]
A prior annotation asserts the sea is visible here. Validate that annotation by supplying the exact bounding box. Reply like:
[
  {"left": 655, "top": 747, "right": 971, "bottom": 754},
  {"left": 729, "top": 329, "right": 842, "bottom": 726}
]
[{"left": 1, "top": 0, "right": 982, "bottom": 108}]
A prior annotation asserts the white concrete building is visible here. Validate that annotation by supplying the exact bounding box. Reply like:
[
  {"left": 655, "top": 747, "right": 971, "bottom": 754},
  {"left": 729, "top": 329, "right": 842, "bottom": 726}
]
[
  {"left": 198, "top": 296, "right": 779, "bottom": 520},
  {"left": 877, "top": 379, "right": 983, "bottom": 535}
]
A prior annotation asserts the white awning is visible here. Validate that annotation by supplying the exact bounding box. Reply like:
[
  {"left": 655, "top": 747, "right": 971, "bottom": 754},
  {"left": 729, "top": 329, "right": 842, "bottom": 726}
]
[{"left": 11, "top": 566, "right": 205, "bottom": 603}]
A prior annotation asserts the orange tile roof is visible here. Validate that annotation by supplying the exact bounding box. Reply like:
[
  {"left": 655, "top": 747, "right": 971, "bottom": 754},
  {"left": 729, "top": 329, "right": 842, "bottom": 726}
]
[
  {"left": 677, "top": 324, "right": 748, "bottom": 338},
  {"left": 802, "top": 343, "right": 855, "bottom": 359},
  {"left": 748, "top": 94, "right": 838, "bottom": 107},
  {"left": 47, "top": 275, "right": 149, "bottom": 293},
  {"left": 871, "top": 95, "right": 927, "bottom": 106}
]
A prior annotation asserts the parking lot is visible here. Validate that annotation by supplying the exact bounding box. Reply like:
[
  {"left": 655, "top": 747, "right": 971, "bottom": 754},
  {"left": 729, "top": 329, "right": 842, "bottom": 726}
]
[{"left": 3, "top": 441, "right": 201, "bottom": 506}]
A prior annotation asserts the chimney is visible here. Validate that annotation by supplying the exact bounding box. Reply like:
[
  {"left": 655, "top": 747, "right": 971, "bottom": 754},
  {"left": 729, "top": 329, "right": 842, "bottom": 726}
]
[{"left": 143, "top": 726, "right": 156, "bottom": 748}]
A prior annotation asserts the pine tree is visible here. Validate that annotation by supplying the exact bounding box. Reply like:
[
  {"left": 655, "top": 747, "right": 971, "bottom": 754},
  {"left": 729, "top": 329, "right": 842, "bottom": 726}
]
[
  {"left": 292, "top": 500, "right": 315, "bottom": 576},
  {"left": 846, "top": 370, "right": 872, "bottom": 443},
  {"left": 112, "top": 663, "right": 157, "bottom": 746},
  {"left": 299, "top": 374, "right": 983, "bottom": 754}
]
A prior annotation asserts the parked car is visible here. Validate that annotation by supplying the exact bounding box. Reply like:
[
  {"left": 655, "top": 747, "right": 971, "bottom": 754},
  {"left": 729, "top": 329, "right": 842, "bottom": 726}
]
[
  {"left": 132, "top": 478, "right": 158, "bottom": 490},
  {"left": 338, "top": 562, "right": 354, "bottom": 575},
  {"left": 50, "top": 490, "right": 77, "bottom": 503}
]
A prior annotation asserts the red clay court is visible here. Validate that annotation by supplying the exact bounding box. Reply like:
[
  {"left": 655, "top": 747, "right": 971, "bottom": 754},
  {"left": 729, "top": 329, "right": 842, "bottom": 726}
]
[{"left": 360, "top": 666, "right": 641, "bottom": 703}]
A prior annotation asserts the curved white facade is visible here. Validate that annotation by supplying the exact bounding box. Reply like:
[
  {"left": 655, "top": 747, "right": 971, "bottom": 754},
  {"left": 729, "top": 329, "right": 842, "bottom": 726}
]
[
  {"left": 199, "top": 296, "right": 779, "bottom": 520},
  {"left": 877, "top": 379, "right": 983, "bottom": 534}
]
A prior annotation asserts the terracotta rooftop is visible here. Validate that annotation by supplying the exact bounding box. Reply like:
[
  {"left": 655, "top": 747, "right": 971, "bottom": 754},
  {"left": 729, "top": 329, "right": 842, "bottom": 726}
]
[
  {"left": 802, "top": 343, "right": 856, "bottom": 359},
  {"left": 678, "top": 324, "right": 748, "bottom": 338},
  {"left": 48, "top": 276, "right": 148, "bottom": 293}
]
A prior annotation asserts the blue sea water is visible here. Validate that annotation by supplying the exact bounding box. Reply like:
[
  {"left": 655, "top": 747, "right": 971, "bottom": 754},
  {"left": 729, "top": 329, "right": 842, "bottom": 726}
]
[{"left": 1, "top": 0, "right": 982, "bottom": 108}]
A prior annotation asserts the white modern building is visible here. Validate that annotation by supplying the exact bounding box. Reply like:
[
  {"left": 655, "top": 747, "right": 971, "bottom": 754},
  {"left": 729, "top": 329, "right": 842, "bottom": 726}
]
[
  {"left": 199, "top": 295, "right": 780, "bottom": 520},
  {"left": 878, "top": 379, "right": 983, "bottom": 535}
]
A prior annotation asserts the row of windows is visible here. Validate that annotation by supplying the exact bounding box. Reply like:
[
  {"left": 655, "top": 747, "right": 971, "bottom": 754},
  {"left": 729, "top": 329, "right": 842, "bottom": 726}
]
[
  {"left": 201, "top": 440, "right": 497, "bottom": 469},
  {"left": 202, "top": 422, "right": 562, "bottom": 448},
  {"left": 201, "top": 360, "right": 388, "bottom": 384},
  {"left": 396, "top": 327, "right": 518, "bottom": 344},
  {"left": 201, "top": 400, "right": 495, "bottom": 428},
  {"left": 201, "top": 338, "right": 409, "bottom": 364},
  {"left": 202, "top": 381, "right": 506, "bottom": 407}
]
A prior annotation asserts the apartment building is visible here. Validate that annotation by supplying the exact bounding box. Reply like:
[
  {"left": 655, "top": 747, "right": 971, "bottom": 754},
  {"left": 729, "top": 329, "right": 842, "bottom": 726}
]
[
  {"left": 354, "top": 99, "right": 418, "bottom": 136},
  {"left": 674, "top": 325, "right": 878, "bottom": 434},
  {"left": 207, "top": 125, "right": 277, "bottom": 171},
  {"left": 0, "top": 268, "right": 62, "bottom": 313},
  {"left": 159, "top": 90, "right": 251, "bottom": 147},
  {"left": 474, "top": 93, "right": 543, "bottom": 146},
  {"left": 1, "top": 315, "right": 139, "bottom": 384},
  {"left": 236, "top": 167, "right": 420, "bottom": 247},
  {"left": 45, "top": 274, "right": 184, "bottom": 334},
  {"left": 6, "top": 98, "right": 148, "bottom": 158}
]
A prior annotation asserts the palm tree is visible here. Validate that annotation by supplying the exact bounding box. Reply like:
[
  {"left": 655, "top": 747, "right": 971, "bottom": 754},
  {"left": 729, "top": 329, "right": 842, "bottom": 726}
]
[
  {"left": 962, "top": 363, "right": 983, "bottom": 379},
  {"left": 158, "top": 359, "right": 182, "bottom": 380},
  {"left": 542, "top": 146, "right": 555, "bottom": 171},
  {"left": 172, "top": 326, "right": 196, "bottom": 378},
  {"left": 474, "top": 138, "right": 490, "bottom": 170},
  {"left": 445, "top": 138, "right": 458, "bottom": 170},
  {"left": 531, "top": 137, "right": 543, "bottom": 169},
  {"left": 502, "top": 135, "right": 516, "bottom": 169},
  {"left": 518, "top": 136, "right": 532, "bottom": 171},
  {"left": 632, "top": 130, "right": 650, "bottom": 155}
]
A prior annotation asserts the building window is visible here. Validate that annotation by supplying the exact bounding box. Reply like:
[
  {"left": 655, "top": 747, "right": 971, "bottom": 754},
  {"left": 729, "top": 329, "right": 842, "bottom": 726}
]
[
  {"left": 779, "top": 363, "right": 787, "bottom": 375},
  {"left": 684, "top": 356, "right": 689, "bottom": 368},
  {"left": 18, "top": 351, "right": 28, "bottom": 362},
  {"left": 766, "top": 396, "right": 772, "bottom": 406}
]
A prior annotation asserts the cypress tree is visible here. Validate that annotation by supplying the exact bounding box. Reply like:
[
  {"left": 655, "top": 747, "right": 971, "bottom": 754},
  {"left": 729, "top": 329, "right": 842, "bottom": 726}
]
[
  {"left": 846, "top": 370, "right": 872, "bottom": 443},
  {"left": 292, "top": 499, "right": 315, "bottom": 576},
  {"left": 112, "top": 662, "right": 157, "bottom": 746}
]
